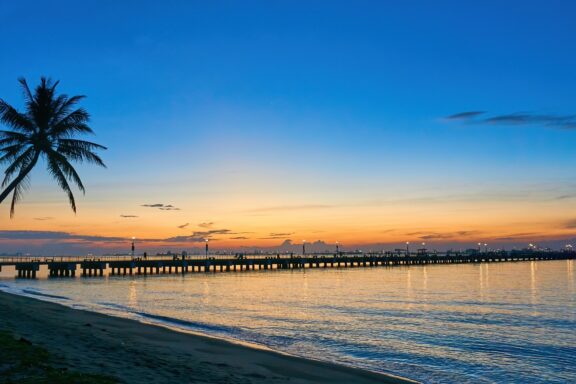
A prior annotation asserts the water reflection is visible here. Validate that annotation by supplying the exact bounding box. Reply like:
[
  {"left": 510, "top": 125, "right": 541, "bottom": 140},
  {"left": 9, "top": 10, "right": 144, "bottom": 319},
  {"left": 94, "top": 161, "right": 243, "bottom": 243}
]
[
  {"left": 128, "top": 281, "right": 138, "bottom": 307},
  {"left": 568, "top": 260, "right": 574, "bottom": 293},
  {"left": 1, "top": 260, "right": 575, "bottom": 384}
]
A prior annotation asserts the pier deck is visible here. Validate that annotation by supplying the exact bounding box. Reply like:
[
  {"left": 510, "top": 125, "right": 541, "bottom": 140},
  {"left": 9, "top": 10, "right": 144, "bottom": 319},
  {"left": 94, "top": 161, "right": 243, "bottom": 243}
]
[{"left": 1, "top": 251, "right": 574, "bottom": 278}]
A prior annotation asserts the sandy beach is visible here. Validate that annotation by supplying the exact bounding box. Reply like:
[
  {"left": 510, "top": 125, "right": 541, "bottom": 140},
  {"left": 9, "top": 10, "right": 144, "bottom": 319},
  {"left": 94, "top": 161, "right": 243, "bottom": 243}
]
[{"left": 0, "top": 291, "right": 413, "bottom": 384}]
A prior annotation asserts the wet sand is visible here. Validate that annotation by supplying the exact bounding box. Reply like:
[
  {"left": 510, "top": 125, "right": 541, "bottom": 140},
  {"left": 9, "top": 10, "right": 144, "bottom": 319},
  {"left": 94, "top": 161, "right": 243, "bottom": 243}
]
[{"left": 0, "top": 291, "right": 415, "bottom": 384}]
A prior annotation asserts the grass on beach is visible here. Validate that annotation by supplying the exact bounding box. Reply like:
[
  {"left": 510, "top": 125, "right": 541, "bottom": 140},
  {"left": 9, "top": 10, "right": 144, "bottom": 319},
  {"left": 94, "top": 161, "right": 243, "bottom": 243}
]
[{"left": 0, "top": 331, "right": 118, "bottom": 384}]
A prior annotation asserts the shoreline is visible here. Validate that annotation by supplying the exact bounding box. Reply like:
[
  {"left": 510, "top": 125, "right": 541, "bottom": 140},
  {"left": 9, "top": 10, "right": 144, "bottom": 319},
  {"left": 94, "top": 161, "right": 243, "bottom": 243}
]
[{"left": 0, "top": 291, "right": 416, "bottom": 384}]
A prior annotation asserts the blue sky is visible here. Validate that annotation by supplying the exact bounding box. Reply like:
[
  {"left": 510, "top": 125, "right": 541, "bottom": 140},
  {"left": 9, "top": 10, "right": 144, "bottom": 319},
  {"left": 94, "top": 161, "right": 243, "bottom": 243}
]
[{"left": 1, "top": 1, "right": 576, "bottom": 253}]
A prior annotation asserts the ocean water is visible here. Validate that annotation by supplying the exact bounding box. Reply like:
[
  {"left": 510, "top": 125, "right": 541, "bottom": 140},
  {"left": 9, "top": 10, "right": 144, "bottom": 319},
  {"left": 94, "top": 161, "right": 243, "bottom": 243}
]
[{"left": 1, "top": 260, "right": 574, "bottom": 383}]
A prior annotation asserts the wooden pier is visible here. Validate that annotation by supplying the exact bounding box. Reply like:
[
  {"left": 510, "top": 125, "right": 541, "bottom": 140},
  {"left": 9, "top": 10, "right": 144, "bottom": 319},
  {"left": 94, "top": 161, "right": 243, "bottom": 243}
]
[{"left": 0, "top": 250, "right": 574, "bottom": 279}]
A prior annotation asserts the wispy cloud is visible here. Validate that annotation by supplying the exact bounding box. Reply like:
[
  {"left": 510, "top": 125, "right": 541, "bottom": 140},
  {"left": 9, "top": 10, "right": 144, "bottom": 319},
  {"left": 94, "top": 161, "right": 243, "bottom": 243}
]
[
  {"left": 178, "top": 223, "right": 190, "bottom": 229},
  {"left": 446, "top": 111, "right": 485, "bottom": 120},
  {"left": 142, "top": 203, "right": 180, "bottom": 211},
  {"left": 555, "top": 194, "right": 576, "bottom": 200},
  {"left": 493, "top": 232, "right": 540, "bottom": 241},
  {"left": 120, "top": 215, "right": 139, "bottom": 218},
  {"left": 259, "top": 232, "right": 294, "bottom": 240},
  {"left": 446, "top": 111, "right": 576, "bottom": 130},
  {"left": 406, "top": 230, "right": 481, "bottom": 240},
  {"left": 230, "top": 236, "right": 249, "bottom": 240},
  {"left": 270, "top": 232, "right": 293, "bottom": 237},
  {"left": 0, "top": 228, "right": 237, "bottom": 245},
  {"left": 33, "top": 217, "right": 53, "bottom": 221},
  {"left": 164, "top": 229, "right": 234, "bottom": 243},
  {"left": 0, "top": 230, "right": 127, "bottom": 243},
  {"left": 198, "top": 222, "right": 214, "bottom": 228}
]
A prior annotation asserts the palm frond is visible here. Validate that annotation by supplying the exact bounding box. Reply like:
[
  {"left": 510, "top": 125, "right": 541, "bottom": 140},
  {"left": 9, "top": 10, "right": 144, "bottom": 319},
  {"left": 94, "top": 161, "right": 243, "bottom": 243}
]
[
  {"left": 51, "top": 108, "right": 92, "bottom": 137},
  {"left": 50, "top": 95, "right": 85, "bottom": 125},
  {"left": 9, "top": 173, "right": 30, "bottom": 218},
  {"left": 0, "top": 130, "right": 28, "bottom": 152},
  {"left": 2, "top": 147, "right": 34, "bottom": 187},
  {"left": 0, "top": 100, "right": 35, "bottom": 132},
  {"left": 48, "top": 150, "right": 85, "bottom": 193},
  {"left": 57, "top": 144, "right": 106, "bottom": 167},
  {"left": 46, "top": 156, "right": 76, "bottom": 212},
  {"left": 0, "top": 130, "right": 28, "bottom": 142},
  {"left": 57, "top": 138, "right": 107, "bottom": 167},
  {"left": 17, "top": 78, "right": 35, "bottom": 106},
  {"left": 0, "top": 144, "right": 27, "bottom": 165}
]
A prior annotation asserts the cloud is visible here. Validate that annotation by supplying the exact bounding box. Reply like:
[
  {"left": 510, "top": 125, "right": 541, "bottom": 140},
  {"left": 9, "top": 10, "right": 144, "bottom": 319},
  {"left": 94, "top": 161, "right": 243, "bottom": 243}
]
[
  {"left": 120, "top": 215, "right": 138, "bottom": 218},
  {"left": 556, "top": 194, "right": 576, "bottom": 200},
  {"left": 230, "top": 236, "right": 249, "bottom": 240},
  {"left": 198, "top": 222, "right": 214, "bottom": 228},
  {"left": 493, "top": 232, "right": 540, "bottom": 241},
  {"left": 163, "top": 236, "right": 208, "bottom": 243},
  {"left": 446, "top": 111, "right": 576, "bottom": 130},
  {"left": 178, "top": 223, "right": 190, "bottom": 229},
  {"left": 164, "top": 229, "right": 234, "bottom": 243},
  {"left": 0, "top": 230, "right": 127, "bottom": 243},
  {"left": 406, "top": 230, "right": 481, "bottom": 240},
  {"left": 446, "top": 111, "right": 485, "bottom": 120},
  {"left": 564, "top": 220, "right": 576, "bottom": 229},
  {"left": 0, "top": 228, "right": 237, "bottom": 245},
  {"left": 142, "top": 203, "right": 180, "bottom": 211},
  {"left": 259, "top": 232, "right": 294, "bottom": 239},
  {"left": 33, "top": 217, "right": 53, "bottom": 221}
]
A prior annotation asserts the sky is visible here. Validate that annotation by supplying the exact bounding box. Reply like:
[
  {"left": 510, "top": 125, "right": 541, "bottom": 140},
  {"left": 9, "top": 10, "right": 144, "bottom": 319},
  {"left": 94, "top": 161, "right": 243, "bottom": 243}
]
[{"left": 1, "top": 0, "right": 576, "bottom": 254}]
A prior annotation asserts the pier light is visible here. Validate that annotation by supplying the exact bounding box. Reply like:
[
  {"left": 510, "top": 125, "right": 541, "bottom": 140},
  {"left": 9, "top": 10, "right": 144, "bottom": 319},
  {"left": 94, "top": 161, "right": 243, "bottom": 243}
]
[
  {"left": 406, "top": 241, "right": 410, "bottom": 255},
  {"left": 336, "top": 241, "right": 339, "bottom": 254},
  {"left": 131, "top": 237, "right": 136, "bottom": 257},
  {"left": 205, "top": 238, "right": 209, "bottom": 259}
]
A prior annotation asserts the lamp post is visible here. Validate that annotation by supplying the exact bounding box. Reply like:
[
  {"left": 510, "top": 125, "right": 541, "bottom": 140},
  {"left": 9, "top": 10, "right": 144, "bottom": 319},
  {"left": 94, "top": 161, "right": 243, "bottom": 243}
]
[
  {"left": 336, "top": 241, "right": 339, "bottom": 255},
  {"left": 406, "top": 241, "right": 410, "bottom": 256},
  {"left": 478, "top": 242, "right": 482, "bottom": 252},
  {"left": 205, "top": 239, "right": 209, "bottom": 259},
  {"left": 484, "top": 243, "right": 488, "bottom": 253},
  {"left": 131, "top": 237, "right": 135, "bottom": 258},
  {"left": 302, "top": 240, "right": 306, "bottom": 255}
]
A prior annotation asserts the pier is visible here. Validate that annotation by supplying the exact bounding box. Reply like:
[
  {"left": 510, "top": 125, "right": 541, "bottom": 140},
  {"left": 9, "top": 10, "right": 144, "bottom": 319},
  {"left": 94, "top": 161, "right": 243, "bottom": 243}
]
[{"left": 1, "top": 250, "right": 574, "bottom": 279}]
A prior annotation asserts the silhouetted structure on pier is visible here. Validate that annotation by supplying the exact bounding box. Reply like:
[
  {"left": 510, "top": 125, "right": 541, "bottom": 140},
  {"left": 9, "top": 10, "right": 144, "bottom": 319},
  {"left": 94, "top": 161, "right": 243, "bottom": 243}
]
[{"left": 2, "top": 250, "right": 574, "bottom": 279}]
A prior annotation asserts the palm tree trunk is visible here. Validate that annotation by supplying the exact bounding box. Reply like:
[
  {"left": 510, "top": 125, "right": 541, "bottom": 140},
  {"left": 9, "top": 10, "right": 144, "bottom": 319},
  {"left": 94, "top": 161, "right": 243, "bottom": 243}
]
[{"left": 0, "top": 153, "right": 39, "bottom": 205}]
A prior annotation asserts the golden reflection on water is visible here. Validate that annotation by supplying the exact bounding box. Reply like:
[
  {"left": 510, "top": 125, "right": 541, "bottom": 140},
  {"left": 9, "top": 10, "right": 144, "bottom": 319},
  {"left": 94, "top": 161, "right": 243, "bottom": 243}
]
[
  {"left": 530, "top": 261, "right": 538, "bottom": 308},
  {"left": 422, "top": 266, "right": 428, "bottom": 291},
  {"left": 1, "top": 260, "right": 575, "bottom": 383},
  {"left": 479, "top": 263, "right": 485, "bottom": 302},
  {"left": 568, "top": 260, "right": 574, "bottom": 293},
  {"left": 128, "top": 280, "right": 138, "bottom": 307}
]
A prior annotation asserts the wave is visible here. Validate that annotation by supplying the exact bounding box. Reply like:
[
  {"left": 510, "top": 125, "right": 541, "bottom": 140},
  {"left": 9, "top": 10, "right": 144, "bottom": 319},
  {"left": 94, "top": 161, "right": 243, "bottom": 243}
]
[{"left": 21, "top": 289, "right": 70, "bottom": 300}]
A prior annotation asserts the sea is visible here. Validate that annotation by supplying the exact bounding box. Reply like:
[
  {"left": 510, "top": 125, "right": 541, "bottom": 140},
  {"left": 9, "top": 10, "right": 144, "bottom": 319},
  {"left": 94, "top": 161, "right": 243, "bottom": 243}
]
[{"left": 1, "top": 259, "right": 574, "bottom": 383}]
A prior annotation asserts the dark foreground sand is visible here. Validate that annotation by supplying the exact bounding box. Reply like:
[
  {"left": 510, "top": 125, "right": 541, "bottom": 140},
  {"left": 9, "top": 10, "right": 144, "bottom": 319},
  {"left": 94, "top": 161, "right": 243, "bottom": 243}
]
[{"left": 0, "top": 291, "right": 415, "bottom": 384}]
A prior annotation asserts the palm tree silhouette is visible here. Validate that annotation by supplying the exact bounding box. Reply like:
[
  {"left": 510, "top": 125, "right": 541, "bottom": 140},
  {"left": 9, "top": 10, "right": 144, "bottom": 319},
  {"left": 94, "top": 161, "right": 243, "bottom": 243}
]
[{"left": 0, "top": 77, "right": 106, "bottom": 217}]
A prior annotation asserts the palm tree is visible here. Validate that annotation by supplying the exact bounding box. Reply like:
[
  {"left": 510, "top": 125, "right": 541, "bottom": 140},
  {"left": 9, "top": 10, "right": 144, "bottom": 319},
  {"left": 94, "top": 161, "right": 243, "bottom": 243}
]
[{"left": 0, "top": 77, "right": 106, "bottom": 217}]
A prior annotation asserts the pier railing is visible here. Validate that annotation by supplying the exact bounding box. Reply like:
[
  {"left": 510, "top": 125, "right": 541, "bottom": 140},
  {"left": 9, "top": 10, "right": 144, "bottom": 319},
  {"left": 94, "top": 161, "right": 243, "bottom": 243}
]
[{"left": 1, "top": 250, "right": 574, "bottom": 278}]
